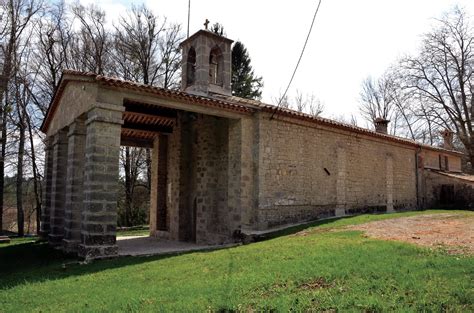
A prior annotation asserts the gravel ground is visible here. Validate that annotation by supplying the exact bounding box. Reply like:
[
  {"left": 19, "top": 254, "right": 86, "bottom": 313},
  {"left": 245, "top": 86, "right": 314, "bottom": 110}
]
[{"left": 347, "top": 213, "right": 474, "bottom": 255}]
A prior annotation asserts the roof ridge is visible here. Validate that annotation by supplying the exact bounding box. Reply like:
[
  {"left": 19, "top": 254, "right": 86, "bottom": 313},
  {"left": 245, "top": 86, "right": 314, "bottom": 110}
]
[{"left": 44, "top": 71, "right": 465, "bottom": 156}]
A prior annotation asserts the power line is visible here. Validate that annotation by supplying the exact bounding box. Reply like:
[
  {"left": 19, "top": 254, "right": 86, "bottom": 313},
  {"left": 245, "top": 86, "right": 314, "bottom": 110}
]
[
  {"left": 271, "top": 0, "right": 323, "bottom": 119},
  {"left": 187, "top": 0, "right": 191, "bottom": 38}
]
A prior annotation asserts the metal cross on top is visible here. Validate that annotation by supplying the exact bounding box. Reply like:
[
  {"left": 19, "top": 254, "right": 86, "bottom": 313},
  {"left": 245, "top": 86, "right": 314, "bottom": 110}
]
[{"left": 204, "top": 19, "right": 210, "bottom": 30}]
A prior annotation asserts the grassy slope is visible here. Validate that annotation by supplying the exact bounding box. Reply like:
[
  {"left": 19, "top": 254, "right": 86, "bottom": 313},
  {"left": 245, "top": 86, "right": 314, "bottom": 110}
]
[
  {"left": 116, "top": 227, "right": 150, "bottom": 237},
  {"left": 0, "top": 210, "right": 473, "bottom": 312}
]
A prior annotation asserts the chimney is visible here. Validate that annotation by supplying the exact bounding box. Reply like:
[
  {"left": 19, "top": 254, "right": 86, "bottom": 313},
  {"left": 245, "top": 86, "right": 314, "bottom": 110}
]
[
  {"left": 374, "top": 118, "right": 390, "bottom": 134},
  {"left": 440, "top": 129, "right": 454, "bottom": 150}
]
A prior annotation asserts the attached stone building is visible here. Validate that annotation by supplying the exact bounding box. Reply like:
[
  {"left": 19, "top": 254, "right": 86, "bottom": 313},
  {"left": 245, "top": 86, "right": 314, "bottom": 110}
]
[{"left": 40, "top": 29, "right": 472, "bottom": 259}]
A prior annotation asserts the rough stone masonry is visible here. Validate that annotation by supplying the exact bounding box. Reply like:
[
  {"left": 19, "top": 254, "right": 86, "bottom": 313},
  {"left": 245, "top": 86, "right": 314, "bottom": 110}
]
[{"left": 39, "top": 29, "right": 472, "bottom": 259}]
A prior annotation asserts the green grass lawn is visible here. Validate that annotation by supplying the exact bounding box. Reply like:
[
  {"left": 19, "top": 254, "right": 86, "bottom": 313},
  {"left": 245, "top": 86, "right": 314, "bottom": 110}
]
[
  {"left": 0, "top": 210, "right": 473, "bottom": 312},
  {"left": 116, "top": 226, "right": 150, "bottom": 237}
]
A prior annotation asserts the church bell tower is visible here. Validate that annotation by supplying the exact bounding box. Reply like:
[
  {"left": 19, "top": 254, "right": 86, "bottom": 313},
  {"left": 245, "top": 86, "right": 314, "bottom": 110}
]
[{"left": 180, "top": 26, "right": 233, "bottom": 96}]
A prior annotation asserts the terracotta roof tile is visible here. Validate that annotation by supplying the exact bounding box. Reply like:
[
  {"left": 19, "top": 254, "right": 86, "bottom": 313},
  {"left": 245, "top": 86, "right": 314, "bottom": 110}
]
[
  {"left": 431, "top": 170, "right": 474, "bottom": 183},
  {"left": 41, "top": 71, "right": 465, "bottom": 157}
]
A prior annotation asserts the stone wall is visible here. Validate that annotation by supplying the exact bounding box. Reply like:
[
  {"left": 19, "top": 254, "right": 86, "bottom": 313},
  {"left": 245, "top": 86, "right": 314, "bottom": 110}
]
[
  {"left": 423, "top": 149, "right": 462, "bottom": 172},
  {"left": 46, "top": 82, "right": 98, "bottom": 137},
  {"left": 163, "top": 112, "right": 237, "bottom": 244},
  {"left": 254, "top": 113, "right": 418, "bottom": 229},
  {"left": 423, "top": 170, "right": 474, "bottom": 209}
]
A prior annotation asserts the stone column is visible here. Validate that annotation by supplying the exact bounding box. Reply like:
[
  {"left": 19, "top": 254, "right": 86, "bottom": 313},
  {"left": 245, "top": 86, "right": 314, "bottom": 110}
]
[
  {"left": 228, "top": 119, "right": 242, "bottom": 236},
  {"left": 386, "top": 155, "right": 394, "bottom": 212},
  {"left": 78, "top": 103, "right": 124, "bottom": 259},
  {"left": 157, "top": 135, "right": 169, "bottom": 231},
  {"left": 49, "top": 129, "right": 69, "bottom": 245},
  {"left": 336, "top": 147, "right": 347, "bottom": 217},
  {"left": 166, "top": 117, "right": 182, "bottom": 241},
  {"left": 149, "top": 136, "right": 159, "bottom": 235},
  {"left": 230, "top": 118, "right": 256, "bottom": 234},
  {"left": 62, "top": 119, "right": 86, "bottom": 253},
  {"left": 40, "top": 137, "right": 53, "bottom": 239},
  {"left": 150, "top": 134, "right": 170, "bottom": 236}
]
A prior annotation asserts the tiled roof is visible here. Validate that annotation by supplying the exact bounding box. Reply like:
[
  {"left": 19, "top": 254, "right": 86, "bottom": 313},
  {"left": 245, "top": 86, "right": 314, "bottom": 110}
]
[
  {"left": 40, "top": 70, "right": 255, "bottom": 132},
  {"left": 95, "top": 75, "right": 254, "bottom": 114},
  {"left": 41, "top": 70, "right": 465, "bottom": 157},
  {"left": 214, "top": 94, "right": 463, "bottom": 155},
  {"left": 431, "top": 170, "right": 474, "bottom": 183}
]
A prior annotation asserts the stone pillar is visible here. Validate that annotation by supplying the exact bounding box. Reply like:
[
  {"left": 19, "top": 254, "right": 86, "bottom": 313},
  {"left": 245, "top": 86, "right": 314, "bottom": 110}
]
[
  {"left": 230, "top": 118, "right": 256, "bottom": 234},
  {"left": 166, "top": 116, "right": 182, "bottom": 241},
  {"left": 336, "top": 147, "right": 346, "bottom": 216},
  {"left": 78, "top": 103, "right": 124, "bottom": 260},
  {"left": 40, "top": 137, "right": 53, "bottom": 239},
  {"left": 228, "top": 119, "right": 242, "bottom": 235},
  {"left": 157, "top": 135, "right": 169, "bottom": 231},
  {"left": 62, "top": 119, "right": 86, "bottom": 253},
  {"left": 386, "top": 155, "right": 394, "bottom": 212},
  {"left": 149, "top": 136, "right": 159, "bottom": 235},
  {"left": 48, "top": 129, "right": 69, "bottom": 245},
  {"left": 150, "top": 134, "right": 170, "bottom": 236}
]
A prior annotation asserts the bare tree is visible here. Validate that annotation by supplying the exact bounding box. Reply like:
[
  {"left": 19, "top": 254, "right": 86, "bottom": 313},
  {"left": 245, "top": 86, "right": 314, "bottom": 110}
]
[
  {"left": 272, "top": 91, "right": 290, "bottom": 109},
  {"left": 359, "top": 74, "right": 395, "bottom": 124},
  {"left": 32, "top": 0, "right": 74, "bottom": 112},
  {"left": 306, "top": 93, "right": 324, "bottom": 117},
  {"left": 158, "top": 23, "right": 182, "bottom": 89},
  {"left": 0, "top": 0, "right": 41, "bottom": 235},
  {"left": 119, "top": 146, "right": 147, "bottom": 227},
  {"left": 294, "top": 90, "right": 306, "bottom": 112},
  {"left": 112, "top": 5, "right": 184, "bottom": 226},
  {"left": 71, "top": 3, "right": 109, "bottom": 74},
  {"left": 113, "top": 5, "right": 164, "bottom": 84},
  {"left": 113, "top": 5, "right": 183, "bottom": 87},
  {"left": 400, "top": 7, "right": 474, "bottom": 171},
  {"left": 331, "top": 113, "right": 359, "bottom": 127},
  {"left": 273, "top": 90, "right": 324, "bottom": 117}
]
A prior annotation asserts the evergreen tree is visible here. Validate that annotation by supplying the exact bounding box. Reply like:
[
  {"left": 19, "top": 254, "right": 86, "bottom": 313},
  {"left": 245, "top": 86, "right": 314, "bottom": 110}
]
[
  {"left": 211, "top": 24, "right": 263, "bottom": 99},
  {"left": 231, "top": 41, "right": 263, "bottom": 99}
]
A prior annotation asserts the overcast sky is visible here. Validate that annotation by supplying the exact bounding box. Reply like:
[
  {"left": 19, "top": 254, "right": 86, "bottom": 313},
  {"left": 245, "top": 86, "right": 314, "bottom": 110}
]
[{"left": 77, "top": 0, "right": 474, "bottom": 119}]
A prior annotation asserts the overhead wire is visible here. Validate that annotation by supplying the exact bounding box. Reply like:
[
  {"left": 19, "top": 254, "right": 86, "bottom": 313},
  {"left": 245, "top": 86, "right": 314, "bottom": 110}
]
[{"left": 270, "top": 0, "right": 323, "bottom": 119}]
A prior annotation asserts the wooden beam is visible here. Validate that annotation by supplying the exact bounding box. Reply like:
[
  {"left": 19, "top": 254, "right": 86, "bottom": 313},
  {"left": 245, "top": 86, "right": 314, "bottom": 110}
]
[
  {"left": 122, "top": 123, "right": 173, "bottom": 134},
  {"left": 123, "top": 111, "right": 176, "bottom": 124},
  {"left": 120, "top": 136, "right": 154, "bottom": 148},
  {"left": 124, "top": 100, "right": 178, "bottom": 118}
]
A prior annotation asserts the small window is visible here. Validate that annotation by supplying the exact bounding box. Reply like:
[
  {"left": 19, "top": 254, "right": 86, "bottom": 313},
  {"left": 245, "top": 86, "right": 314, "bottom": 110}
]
[
  {"left": 438, "top": 154, "right": 443, "bottom": 170},
  {"left": 186, "top": 47, "right": 196, "bottom": 86},
  {"left": 209, "top": 46, "right": 223, "bottom": 86},
  {"left": 444, "top": 156, "right": 449, "bottom": 171}
]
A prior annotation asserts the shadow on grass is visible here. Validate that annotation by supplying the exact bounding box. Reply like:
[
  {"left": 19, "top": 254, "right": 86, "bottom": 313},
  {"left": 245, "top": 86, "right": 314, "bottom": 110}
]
[
  {"left": 0, "top": 217, "right": 353, "bottom": 291},
  {"left": 254, "top": 215, "right": 361, "bottom": 241},
  {"left": 0, "top": 209, "right": 460, "bottom": 291},
  {"left": 0, "top": 240, "right": 200, "bottom": 290}
]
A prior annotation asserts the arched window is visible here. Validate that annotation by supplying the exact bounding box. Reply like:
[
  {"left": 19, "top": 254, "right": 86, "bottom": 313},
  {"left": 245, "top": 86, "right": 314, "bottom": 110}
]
[
  {"left": 186, "top": 47, "right": 196, "bottom": 86},
  {"left": 209, "top": 46, "right": 223, "bottom": 86}
]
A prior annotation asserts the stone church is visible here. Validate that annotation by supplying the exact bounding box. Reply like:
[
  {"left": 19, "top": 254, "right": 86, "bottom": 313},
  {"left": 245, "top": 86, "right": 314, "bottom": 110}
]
[{"left": 40, "top": 29, "right": 472, "bottom": 259}]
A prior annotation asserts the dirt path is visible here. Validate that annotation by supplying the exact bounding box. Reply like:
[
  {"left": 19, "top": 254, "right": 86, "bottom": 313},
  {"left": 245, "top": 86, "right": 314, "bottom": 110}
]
[{"left": 347, "top": 213, "right": 474, "bottom": 255}]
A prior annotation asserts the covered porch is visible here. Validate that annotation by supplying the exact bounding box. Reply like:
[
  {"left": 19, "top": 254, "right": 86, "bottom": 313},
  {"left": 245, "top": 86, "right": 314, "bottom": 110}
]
[{"left": 40, "top": 72, "right": 256, "bottom": 259}]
